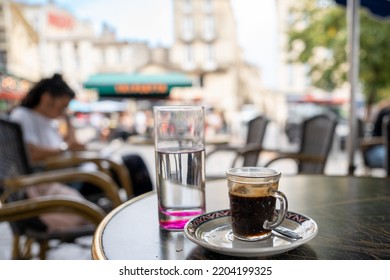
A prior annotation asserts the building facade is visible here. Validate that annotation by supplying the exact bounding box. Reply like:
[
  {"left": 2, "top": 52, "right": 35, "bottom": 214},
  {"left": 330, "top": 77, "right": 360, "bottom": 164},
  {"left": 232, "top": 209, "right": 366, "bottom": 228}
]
[
  {"left": 18, "top": 1, "right": 153, "bottom": 100},
  {"left": 0, "top": 1, "right": 39, "bottom": 111},
  {"left": 1, "top": 0, "right": 268, "bottom": 124},
  {"left": 0, "top": 1, "right": 40, "bottom": 80},
  {"left": 170, "top": 0, "right": 264, "bottom": 122}
]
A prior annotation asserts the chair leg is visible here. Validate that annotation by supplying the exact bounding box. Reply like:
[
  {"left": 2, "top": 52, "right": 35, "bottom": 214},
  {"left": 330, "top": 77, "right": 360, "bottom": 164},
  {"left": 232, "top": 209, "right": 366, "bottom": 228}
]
[
  {"left": 13, "top": 235, "right": 34, "bottom": 259},
  {"left": 11, "top": 234, "right": 21, "bottom": 259},
  {"left": 39, "top": 240, "right": 49, "bottom": 260},
  {"left": 22, "top": 237, "right": 34, "bottom": 259}
]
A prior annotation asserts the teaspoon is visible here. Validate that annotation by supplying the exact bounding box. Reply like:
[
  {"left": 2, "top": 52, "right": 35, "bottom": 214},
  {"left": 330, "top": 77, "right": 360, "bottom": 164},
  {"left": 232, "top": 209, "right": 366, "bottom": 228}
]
[{"left": 273, "top": 226, "right": 302, "bottom": 240}]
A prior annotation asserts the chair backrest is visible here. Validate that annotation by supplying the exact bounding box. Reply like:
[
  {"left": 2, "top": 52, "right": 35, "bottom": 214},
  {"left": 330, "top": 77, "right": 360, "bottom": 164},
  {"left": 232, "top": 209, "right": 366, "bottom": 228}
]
[
  {"left": 383, "top": 116, "right": 390, "bottom": 176},
  {"left": 0, "top": 118, "right": 46, "bottom": 235},
  {"left": 298, "top": 113, "right": 338, "bottom": 174},
  {"left": 0, "top": 118, "right": 32, "bottom": 183},
  {"left": 242, "top": 115, "right": 269, "bottom": 166}
]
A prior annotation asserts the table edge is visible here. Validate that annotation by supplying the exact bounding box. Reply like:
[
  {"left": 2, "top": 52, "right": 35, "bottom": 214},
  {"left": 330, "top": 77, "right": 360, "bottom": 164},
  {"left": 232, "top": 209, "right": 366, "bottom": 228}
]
[{"left": 91, "top": 191, "right": 157, "bottom": 260}]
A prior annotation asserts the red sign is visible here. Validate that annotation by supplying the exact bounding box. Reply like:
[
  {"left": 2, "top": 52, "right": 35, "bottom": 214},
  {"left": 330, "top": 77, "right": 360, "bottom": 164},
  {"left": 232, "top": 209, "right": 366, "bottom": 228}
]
[
  {"left": 0, "top": 91, "right": 25, "bottom": 100},
  {"left": 48, "top": 12, "right": 74, "bottom": 29},
  {"left": 115, "top": 84, "right": 168, "bottom": 95}
]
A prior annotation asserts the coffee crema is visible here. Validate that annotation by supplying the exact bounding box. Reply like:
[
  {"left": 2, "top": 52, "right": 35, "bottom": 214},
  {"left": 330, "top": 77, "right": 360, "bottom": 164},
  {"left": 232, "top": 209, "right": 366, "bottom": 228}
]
[{"left": 229, "top": 182, "right": 278, "bottom": 196}]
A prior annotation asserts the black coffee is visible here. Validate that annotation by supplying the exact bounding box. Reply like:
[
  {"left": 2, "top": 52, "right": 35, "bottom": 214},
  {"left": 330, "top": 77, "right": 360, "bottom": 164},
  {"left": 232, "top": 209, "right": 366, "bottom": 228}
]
[{"left": 229, "top": 192, "right": 276, "bottom": 239}]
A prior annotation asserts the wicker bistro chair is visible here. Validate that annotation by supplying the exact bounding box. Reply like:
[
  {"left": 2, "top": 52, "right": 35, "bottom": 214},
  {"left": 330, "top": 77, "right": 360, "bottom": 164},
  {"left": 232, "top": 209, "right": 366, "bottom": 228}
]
[
  {"left": 39, "top": 151, "right": 134, "bottom": 200},
  {"left": 359, "top": 116, "right": 390, "bottom": 176},
  {"left": 205, "top": 115, "right": 269, "bottom": 179},
  {"left": 264, "top": 113, "right": 338, "bottom": 174},
  {"left": 383, "top": 116, "right": 390, "bottom": 176},
  {"left": 360, "top": 136, "right": 384, "bottom": 173},
  {"left": 0, "top": 118, "right": 122, "bottom": 259}
]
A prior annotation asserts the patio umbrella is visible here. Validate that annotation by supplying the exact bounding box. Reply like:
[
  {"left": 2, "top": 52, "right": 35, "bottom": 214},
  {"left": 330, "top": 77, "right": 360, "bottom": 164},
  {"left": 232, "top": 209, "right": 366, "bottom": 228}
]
[
  {"left": 334, "top": 0, "right": 390, "bottom": 174},
  {"left": 335, "top": 0, "right": 390, "bottom": 18}
]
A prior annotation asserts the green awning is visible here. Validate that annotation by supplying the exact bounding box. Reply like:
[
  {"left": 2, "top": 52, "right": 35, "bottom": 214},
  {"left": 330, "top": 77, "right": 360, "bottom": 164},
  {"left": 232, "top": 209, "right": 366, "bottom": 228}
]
[{"left": 83, "top": 73, "right": 192, "bottom": 98}]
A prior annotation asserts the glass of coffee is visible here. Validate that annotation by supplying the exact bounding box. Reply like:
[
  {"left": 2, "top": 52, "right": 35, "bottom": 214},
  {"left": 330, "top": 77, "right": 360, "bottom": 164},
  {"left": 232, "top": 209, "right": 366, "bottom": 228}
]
[{"left": 226, "top": 167, "right": 288, "bottom": 241}]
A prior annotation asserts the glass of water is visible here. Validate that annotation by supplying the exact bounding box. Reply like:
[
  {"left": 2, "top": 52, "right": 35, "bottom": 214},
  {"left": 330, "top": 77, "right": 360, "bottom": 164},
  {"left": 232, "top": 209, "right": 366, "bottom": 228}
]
[{"left": 154, "top": 106, "right": 205, "bottom": 230}]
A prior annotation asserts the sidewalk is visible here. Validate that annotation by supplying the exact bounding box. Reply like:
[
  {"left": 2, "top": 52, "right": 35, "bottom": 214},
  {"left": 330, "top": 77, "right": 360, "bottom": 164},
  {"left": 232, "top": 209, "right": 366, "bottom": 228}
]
[{"left": 0, "top": 224, "right": 92, "bottom": 260}]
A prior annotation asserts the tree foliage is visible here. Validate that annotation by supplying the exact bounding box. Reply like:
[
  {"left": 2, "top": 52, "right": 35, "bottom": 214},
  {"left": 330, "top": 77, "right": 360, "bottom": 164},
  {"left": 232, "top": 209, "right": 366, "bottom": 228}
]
[{"left": 286, "top": 0, "right": 390, "bottom": 107}]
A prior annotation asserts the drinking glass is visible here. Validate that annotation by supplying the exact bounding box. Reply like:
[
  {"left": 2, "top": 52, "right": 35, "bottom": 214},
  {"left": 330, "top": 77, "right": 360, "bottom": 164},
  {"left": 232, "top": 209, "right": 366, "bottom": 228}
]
[
  {"left": 154, "top": 106, "right": 205, "bottom": 230},
  {"left": 227, "top": 167, "right": 288, "bottom": 241}
]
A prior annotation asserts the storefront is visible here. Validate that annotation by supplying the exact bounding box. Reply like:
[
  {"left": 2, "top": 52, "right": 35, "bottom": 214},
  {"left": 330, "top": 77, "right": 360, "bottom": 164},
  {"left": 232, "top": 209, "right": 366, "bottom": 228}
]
[
  {"left": 83, "top": 72, "right": 193, "bottom": 99},
  {"left": 0, "top": 72, "right": 33, "bottom": 113}
]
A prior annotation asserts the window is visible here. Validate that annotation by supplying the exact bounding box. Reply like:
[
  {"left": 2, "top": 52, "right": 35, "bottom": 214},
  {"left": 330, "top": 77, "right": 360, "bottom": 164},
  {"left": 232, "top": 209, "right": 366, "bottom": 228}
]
[
  {"left": 182, "top": 16, "right": 194, "bottom": 40},
  {"left": 203, "top": 44, "right": 216, "bottom": 70},
  {"left": 203, "top": 15, "right": 215, "bottom": 40},
  {"left": 32, "top": 16, "right": 40, "bottom": 33},
  {"left": 102, "top": 48, "right": 107, "bottom": 65},
  {"left": 56, "top": 43, "right": 63, "bottom": 71},
  {"left": 203, "top": 0, "right": 213, "bottom": 12},
  {"left": 117, "top": 47, "right": 123, "bottom": 64},
  {"left": 184, "top": 44, "right": 193, "bottom": 64},
  {"left": 74, "top": 43, "right": 79, "bottom": 68},
  {"left": 183, "top": 44, "right": 195, "bottom": 70},
  {"left": 182, "top": 0, "right": 192, "bottom": 13},
  {"left": 205, "top": 44, "right": 214, "bottom": 63}
]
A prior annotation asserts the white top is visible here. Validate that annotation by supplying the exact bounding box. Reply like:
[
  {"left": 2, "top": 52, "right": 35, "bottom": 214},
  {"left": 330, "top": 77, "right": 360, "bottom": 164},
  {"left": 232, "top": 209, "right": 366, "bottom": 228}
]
[{"left": 10, "top": 107, "right": 63, "bottom": 148}]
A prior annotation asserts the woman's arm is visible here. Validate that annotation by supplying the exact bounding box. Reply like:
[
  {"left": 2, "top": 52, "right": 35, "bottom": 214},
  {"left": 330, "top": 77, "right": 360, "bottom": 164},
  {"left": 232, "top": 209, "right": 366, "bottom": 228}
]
[
  {"left": 27, "top": 143, "right": 63, "bottom": 163},
  {"left": 61, "top": 115, "right": 86, "bottom": 151},
  {"left": 27, "top": 141, "right": 85, "bottom": 164}
]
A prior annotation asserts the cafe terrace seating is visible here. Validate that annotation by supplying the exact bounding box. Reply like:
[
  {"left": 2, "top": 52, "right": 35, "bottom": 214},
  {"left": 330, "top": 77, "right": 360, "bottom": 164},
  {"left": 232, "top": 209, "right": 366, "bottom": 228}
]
[
  {"left": 38, "top": 150, "right": 134, "bottom": 201},
  {"left": 0, "top": 118, "right": 124, "bottom": 259},
  {"left": 264, "top": 113, "right": 338, "bottom": 174},
  {"left": 205, "top": 115, "right": 269, "bottom": 179}
]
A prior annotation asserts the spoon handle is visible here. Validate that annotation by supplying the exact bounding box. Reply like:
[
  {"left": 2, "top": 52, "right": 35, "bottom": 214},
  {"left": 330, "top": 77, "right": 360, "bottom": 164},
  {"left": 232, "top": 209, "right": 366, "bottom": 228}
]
[{"left": 273, "top": 226, "right": 302, "bottom": 239}]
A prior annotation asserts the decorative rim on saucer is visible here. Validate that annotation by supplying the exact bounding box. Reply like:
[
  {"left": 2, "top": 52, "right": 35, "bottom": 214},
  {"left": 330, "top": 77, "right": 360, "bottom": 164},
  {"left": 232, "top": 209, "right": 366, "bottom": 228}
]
[{"left": 184, "top": 209, "right": 318, "bottom": 257}]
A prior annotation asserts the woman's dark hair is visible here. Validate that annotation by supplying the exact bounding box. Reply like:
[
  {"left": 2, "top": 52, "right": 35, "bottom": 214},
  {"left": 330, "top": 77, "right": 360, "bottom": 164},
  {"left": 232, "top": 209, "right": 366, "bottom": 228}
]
[{"left": 20, "top": 73, "right": 76, "bottom": 108}]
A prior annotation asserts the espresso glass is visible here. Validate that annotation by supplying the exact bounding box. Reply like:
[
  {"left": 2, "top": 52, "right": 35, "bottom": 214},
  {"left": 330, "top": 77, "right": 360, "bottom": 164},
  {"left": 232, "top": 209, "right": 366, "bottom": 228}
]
[{"left": 227, "top": 167, "right": 288, "bottom": 241}]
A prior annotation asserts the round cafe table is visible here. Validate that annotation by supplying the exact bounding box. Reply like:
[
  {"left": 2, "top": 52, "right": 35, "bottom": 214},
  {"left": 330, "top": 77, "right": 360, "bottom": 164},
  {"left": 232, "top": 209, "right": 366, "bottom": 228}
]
[{"left": 92, "top": 175, "right": 390, "bottom": 260}]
